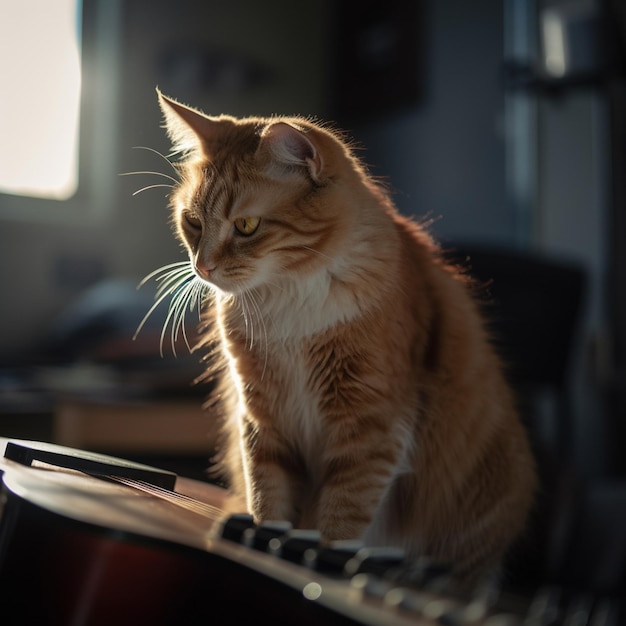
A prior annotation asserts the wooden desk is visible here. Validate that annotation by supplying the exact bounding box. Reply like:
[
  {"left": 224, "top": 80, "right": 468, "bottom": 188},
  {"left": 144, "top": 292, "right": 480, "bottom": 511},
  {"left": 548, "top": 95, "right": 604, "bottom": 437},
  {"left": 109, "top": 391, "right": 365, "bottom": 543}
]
[{"left": 54, "top": 397, "right": 219, "bottom": 455}]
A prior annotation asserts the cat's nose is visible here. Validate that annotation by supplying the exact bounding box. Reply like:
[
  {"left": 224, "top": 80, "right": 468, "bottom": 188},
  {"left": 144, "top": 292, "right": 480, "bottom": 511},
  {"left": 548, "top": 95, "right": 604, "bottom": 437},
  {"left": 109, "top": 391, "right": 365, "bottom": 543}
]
[{"left": 194, "top": 257, "right": 216, "bottom": 280}]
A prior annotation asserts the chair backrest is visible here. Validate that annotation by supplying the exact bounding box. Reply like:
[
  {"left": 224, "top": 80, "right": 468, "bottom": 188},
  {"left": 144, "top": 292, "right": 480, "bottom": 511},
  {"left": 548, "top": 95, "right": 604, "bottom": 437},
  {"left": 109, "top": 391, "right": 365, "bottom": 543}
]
[
  {"left": 448, "top": 244, "right": 587, "bottom": 389},
  {"left": 447, "top": 243, "right": 587, "bottom": 459}
]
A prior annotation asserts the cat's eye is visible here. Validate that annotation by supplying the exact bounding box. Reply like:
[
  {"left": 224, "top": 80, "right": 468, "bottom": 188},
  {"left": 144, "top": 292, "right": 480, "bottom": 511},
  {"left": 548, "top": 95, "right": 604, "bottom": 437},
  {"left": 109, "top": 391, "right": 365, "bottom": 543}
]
[
  {"left": 234, "top": 216, "right": 260, "bottom": 236},
  {"left": 183, "top": 212, "right": 202, "bottom": 230}
]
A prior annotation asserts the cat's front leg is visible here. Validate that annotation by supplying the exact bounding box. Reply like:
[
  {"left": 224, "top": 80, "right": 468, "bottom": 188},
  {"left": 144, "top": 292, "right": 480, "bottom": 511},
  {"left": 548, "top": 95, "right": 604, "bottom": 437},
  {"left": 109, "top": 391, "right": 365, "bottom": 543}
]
[
  {"left": 316, "top": 422, "right": 407, "bottom": 543},
  {"left": 240, "top": 420, "right": 301, "bottom": 525}
]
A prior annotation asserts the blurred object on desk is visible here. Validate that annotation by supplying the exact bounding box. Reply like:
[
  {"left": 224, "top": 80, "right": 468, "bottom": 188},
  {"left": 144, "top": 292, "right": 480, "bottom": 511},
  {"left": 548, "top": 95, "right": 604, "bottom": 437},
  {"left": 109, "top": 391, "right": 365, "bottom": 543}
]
[{"left": 1, "top": 276, "right": 217, "bottom": 478}]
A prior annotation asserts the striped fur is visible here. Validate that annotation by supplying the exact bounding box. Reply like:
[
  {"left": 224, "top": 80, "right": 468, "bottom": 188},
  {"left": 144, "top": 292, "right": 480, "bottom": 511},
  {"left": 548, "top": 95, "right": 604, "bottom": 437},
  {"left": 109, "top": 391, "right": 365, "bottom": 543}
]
[{"left": 157, "top": 92, "right": 537, "bottom": 588}]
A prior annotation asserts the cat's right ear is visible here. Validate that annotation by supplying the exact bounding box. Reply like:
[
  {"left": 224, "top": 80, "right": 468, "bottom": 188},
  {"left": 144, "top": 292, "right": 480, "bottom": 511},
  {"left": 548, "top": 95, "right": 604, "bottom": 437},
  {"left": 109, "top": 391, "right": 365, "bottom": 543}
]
[
  {"left": 260, "top": 122, "right": 323, "bottom": 183},
  {"left": 157, "top": 89, "right": 221, "bottom": 157}
]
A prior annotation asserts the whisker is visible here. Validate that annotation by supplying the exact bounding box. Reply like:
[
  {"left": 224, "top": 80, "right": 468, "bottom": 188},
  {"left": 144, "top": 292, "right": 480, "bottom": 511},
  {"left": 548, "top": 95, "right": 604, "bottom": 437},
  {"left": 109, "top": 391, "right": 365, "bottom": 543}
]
[
  {"left": 164, "top": 279, "right": 199, "bottom": 355},
  {"left": 172, "top": 284, "right": 192, "bottom": 348},
  {"left": 135, "top": 259, "right": 211, "bottom": 357},
  {"left": 162, "top": 287, "right": 187, "bottom": 357},
  {"left": 248, "top": 288, "right": 270, "bottom": 381},
  {"left": 239, "top": 293, "right": 253, "bottom": 350},
  {"left": 132, "top": 145, "right": 180, "bottom": 174},
  {"left": 154, "top": 267, "right": 195, "bottom": 296},
  {"left": 179, "top": 281, "right": 205, "bottom": 352},
  {"left": 301, "top": 245, "right": 334, "bottom": 261},
  {"left": 138, "top": 261, "right": 190, "bottom": 288},
  {"left": 132, "top": 183, "right": 175, "bottom": 197},
  {"left": 192, "top": 281, "right": 206, "bottom": 321},
  {"left": 120, "top": 170, "right": 179, "bottom": 184},
  {"left": 162, "top": 279, "right": 198, "bottom": 357},
  {"left": 134, "top": 288, "right": 175, "bottom": 340},
  {"left": 180, "top": 280, "right": 209, "bottom": 351},
  {"left": 261, "top": 278, "right": 288, "bottom": 297},
  {"left": 169, "top": 278, "right": 207, "bottom": 356},
  {"left": 135, "top": 262, "right": 197, "bottom": 348}
]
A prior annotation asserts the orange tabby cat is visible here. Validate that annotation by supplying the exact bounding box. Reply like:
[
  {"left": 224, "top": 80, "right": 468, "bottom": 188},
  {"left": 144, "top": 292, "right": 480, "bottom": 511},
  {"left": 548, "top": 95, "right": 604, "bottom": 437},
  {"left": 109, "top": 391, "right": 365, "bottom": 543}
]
[{"left": 154, "top": 90, "right": 536, "bottom": 587}]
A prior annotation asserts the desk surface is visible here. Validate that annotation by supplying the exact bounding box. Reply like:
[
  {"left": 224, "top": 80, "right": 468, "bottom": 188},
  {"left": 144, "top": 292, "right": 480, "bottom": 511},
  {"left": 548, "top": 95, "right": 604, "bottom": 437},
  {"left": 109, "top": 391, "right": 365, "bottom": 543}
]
[{"left": 54, "top": 397, "right": 218, "bottom": 454}]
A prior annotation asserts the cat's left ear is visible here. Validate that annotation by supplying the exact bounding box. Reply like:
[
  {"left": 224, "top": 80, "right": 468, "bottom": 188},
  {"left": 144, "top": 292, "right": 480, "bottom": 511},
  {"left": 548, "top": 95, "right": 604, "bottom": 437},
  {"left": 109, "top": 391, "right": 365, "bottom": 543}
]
[
  {"left": 157, "top": 89, "right": 224, "bottom": 157},
  {"left": 261, "top": 122, "right": 323, "bottom": 183}
]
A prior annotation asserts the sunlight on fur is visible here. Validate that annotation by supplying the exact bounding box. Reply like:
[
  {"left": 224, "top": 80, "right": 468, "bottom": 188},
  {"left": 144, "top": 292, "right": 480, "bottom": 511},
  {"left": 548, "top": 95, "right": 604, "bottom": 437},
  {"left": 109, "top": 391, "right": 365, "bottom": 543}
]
[{"left": 131, "top": 89, "right": 538, "bottom": 593}]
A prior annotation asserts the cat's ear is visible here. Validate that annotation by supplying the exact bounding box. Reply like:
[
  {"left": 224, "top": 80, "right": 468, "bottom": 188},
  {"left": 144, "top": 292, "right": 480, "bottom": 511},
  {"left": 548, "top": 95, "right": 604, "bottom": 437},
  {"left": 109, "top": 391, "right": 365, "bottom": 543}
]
[
  {"left": 157, "top": 89, "right": 223, "bottom": 157},
  {"left": 261, "top": 122, "right": 323, "bottom": 182}
]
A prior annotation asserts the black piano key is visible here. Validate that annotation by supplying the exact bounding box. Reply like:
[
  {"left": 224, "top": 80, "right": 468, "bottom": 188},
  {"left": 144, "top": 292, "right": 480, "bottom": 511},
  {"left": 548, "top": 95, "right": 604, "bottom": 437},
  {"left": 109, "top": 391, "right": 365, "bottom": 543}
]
[
  {"left": 305, "top": 539, "right": 365, "bottom": 574},
  {"left": 384, "top": 586, "right": 432, "bottom": 613},
  {"left": 268, "top": 528, "right": 322, "bottom": 563},
  {"left": 350, "top": 572, "right": 392, "bottom": 599},
  {"left": 344, "top": 546, "right": 407, "bottom": 577},
  {"left": 243, "top": 520, "right": 293, "bottom": 551},
  {"left": 563, "top": 592, "right": 595, "bottom": 626},
  {"left": 525, "top": 586, "right": 563, "bottom": 625},
  {"left": 220, "top": 513, "right": 256, "bottom": 543},
  {"left": 389, "top": 556, "right": 453, "bottom": 590},
  {"left": 588, "top": 598, "right": 621, "bottom": 626}
]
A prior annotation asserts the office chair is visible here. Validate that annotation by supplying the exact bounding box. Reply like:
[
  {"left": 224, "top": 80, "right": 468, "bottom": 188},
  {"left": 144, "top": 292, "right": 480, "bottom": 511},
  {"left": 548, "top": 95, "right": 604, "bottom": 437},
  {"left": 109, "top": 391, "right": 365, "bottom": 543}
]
[{"left": 447, "top": 243, "right": 588, "bottom": 461}]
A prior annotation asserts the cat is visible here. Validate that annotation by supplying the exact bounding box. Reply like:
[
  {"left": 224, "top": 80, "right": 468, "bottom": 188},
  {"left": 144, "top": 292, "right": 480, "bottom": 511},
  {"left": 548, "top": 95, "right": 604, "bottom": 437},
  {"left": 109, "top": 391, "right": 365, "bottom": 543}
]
[{"left": 151, "top": 89, "right": 537, "bottom": 589}]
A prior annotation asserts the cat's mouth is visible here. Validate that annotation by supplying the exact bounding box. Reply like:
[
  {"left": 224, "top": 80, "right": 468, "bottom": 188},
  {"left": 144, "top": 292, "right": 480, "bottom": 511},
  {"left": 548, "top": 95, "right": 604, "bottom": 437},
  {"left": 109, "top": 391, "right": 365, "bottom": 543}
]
[
  {"left": 192, "top": 265, "right": 249, "bottom": 297},
  {"left": 194, "top": 272, "right": 227, "bottom": 294},
  {"left": 192, "top": 256, "right": 275, "bottom": 297}
]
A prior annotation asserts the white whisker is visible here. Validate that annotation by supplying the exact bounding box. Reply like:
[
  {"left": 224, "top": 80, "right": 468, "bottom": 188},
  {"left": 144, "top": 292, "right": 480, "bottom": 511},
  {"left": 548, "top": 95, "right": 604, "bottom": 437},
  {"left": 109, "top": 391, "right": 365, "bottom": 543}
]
[
  {"left": 166, "top": 280, "right": 204, "bottom": 356},
  {"left": 132, "top": 145, "right": 180, "bottom": 174},
  {"left": 125, "top": 146, "right": 181, "bottom": 197},
  {"left": 238, "top": 294, "right": 251, "bottom": 349},
  {"left": 180, "top": 280, "right": 206, "bottom": 351},
  {"left": 120, "top": 170, "right": 179, "bottom": 184},
  {"left": 162, "top": 287, "right": 187, "bottom": 357},
  {"left": 302, "top": 245, "right": 333, "bottom": 261},
  {"left": 155, "top": 267, "right": 195, "bottom": 295},
  {"left": 138, "top": 261, "right": 190, "bottom": 287},
  {"left": 134, "top": 260, "right": 208, "bottom": 357},
  {"left": 169, "top": 277, "right": 204, "bottom": 355},
  {"left": 132, "top": 183, "right": 174, "bottom": 196},
  {"left": 248, "top": 287, "right": 270, "bottom": 381},
  {"left": 134, "top": 294, "right": 169, "bottom": 340}
]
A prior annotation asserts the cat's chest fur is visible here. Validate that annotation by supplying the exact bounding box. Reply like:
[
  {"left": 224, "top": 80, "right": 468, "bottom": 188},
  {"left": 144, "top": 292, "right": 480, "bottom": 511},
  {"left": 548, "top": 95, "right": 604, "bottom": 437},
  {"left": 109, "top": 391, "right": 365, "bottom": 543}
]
[
  {"left": 233, "top": 334, "right": 326, "bottom": 473},
  {"left": 218, "top": 270, "right": 370, "bottom": 466}
]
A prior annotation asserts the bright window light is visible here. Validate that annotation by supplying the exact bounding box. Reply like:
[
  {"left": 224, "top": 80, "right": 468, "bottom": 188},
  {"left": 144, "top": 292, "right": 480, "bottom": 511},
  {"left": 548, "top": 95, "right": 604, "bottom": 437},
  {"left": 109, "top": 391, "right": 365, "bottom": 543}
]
[
  {"left": 0, "top": 0, "right": 82, "bottom": 200},
  {"left": 542, "top": 10, "right": 567, "bottom": 78}
]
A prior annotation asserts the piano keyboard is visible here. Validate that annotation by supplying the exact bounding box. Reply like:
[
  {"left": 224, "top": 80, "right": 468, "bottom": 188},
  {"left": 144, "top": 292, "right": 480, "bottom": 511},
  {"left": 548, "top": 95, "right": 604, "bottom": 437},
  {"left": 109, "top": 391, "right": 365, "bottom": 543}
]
[{"left": 217, "top": 514, "right": 623, "bottom": 626}]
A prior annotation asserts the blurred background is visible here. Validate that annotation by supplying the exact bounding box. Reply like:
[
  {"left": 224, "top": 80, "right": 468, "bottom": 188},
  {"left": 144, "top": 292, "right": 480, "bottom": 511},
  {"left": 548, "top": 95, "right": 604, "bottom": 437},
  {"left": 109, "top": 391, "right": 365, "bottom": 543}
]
[{"left": 1, "top": 0, "right": 626, "bottom": 603}]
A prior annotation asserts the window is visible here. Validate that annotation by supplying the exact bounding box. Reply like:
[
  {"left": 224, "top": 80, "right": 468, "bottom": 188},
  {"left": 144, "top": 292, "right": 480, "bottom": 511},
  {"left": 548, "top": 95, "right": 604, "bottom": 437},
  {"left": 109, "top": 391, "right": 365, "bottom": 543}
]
[
  {"left": 0, "top": 0, "right": 121, "bottom": 223},
  {"left": 0, "top": 0, "right": 82, "bottom": 200}
]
